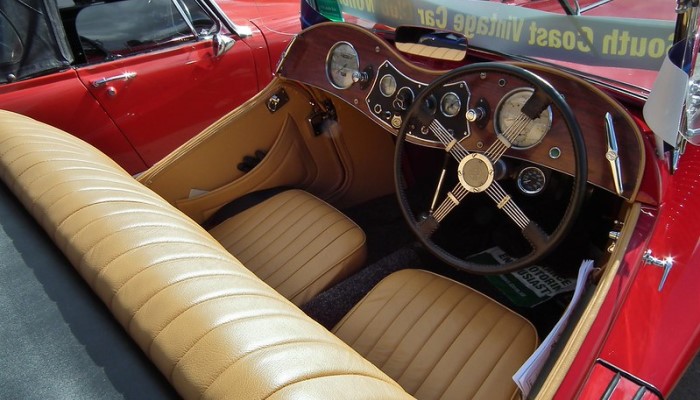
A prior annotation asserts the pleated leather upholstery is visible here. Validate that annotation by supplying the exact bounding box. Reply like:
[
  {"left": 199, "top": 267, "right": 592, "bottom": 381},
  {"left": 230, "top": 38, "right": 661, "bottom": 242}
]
[
  {"left": 0, "top": 110, "right": 413, "bottom": 400},
  {"left": 209, "top": 189, "right": 366, "bottom": 306},
  {"left": 334, "top": 269, "right": 538, "bottom": 400}
]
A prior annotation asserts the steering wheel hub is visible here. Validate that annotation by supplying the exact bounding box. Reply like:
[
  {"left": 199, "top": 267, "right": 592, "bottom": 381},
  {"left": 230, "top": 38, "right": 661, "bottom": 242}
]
[{"left": 457, "top": 153, "right": 494, "bottom": 193}]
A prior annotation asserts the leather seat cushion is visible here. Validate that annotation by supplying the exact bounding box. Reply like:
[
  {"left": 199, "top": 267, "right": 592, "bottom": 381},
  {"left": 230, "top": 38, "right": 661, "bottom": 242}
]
[
  {"left": 333, "top": 269, "right": 538, "bottom": 400},
  {"left": 209, "top": 189, "right": 366, "bottom": 306}
]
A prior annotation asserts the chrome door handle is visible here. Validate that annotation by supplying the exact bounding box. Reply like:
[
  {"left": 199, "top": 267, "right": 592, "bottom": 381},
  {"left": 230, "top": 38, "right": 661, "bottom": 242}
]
[{"left": 91, "top": 72, "right": 137, "bottom": 87}]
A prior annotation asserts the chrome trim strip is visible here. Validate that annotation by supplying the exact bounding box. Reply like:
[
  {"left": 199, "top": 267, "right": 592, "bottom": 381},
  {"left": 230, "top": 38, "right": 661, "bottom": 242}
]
[
  {"left": 596, "top": 359, "right": 665, "bottom": 399},
  {"left": 205, "top": 0, "right": 253, "bottom": 38},
  {"left": 604, "top": 112, "right": 624, "bottom": 196},
  {"left": 580, "top": 0, "right": 614, "bottom": 13}
]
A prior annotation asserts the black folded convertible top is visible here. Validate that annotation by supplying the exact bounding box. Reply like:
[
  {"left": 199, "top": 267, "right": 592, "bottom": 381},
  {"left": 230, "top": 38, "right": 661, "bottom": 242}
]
[{"left": 0, "top": 0, "right": 73, "bottom": 83}]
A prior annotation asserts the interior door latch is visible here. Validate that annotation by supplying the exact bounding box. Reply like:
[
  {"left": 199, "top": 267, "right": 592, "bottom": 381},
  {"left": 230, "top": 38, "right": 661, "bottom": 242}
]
[{"left": 267, "top": 89, "right": 289, "bottom": 113}]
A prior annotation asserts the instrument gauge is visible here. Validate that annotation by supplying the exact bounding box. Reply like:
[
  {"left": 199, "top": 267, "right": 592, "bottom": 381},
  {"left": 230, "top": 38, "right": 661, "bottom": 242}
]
[
  {"left": 495, "top": 88, "right": 552, "bottom": 149},
  {"left": 440, "top": 92, "right": 461, "bottom": 117},
  {"left": 517, "top": 166, "right": 546, "bottom": 195},
  {"left": 424, "top": 94, "right": 437, "bottom": 115},
  {"left": 379, "top": 74, "right": 397, "bottom": 97},
  {"left": 326, "top": 42, "right": 360, "bottom": 89}
]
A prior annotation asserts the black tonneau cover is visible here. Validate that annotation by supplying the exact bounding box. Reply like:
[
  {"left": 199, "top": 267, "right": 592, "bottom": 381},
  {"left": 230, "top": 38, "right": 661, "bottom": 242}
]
[{"left": 0, "top": 0, "right": 73, "bottom": 83}]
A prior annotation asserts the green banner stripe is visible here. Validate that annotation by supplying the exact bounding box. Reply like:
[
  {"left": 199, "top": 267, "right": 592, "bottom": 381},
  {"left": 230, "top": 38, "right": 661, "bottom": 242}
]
[{"left": 333, "top": 0, "right": 674, "bottom": 70}]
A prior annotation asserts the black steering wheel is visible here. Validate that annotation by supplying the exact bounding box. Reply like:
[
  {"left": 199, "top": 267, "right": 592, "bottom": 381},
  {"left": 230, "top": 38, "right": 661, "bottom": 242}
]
[{"left": 395, "top": 62, "right": 588, "bottom": 274}]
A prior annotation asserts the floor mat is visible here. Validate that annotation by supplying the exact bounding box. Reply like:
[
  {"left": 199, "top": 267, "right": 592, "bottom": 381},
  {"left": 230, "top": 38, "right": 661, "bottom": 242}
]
[
  {"left": 302, "top": 246, "right": 422, "bottom": 329},
  {"left": 472, "top": 247, "right": 577, "bottom": 308},
  {"left": 341, "top": 194, "right": 416, "bottom": 264}
]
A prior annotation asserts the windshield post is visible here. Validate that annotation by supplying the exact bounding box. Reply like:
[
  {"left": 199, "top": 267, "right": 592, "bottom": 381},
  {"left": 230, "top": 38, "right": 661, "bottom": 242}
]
[
  {"left": 674, "top": 0, "right": 699, "bottom": 61},
  {"left": 673, "top": 0, "right": 700, "bottom": 167},
  {"left": 556, "top": 0, "right": 581, "bottom": 15}
]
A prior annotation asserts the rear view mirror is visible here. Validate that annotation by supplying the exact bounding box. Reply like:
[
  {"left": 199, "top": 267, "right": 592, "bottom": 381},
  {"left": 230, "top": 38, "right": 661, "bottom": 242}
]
[
  {"left": 214, "top": 33, "right": 235, "bottom": 57},
  {"left": 395, "top": 26, "right": 467, "bottom": 62}
]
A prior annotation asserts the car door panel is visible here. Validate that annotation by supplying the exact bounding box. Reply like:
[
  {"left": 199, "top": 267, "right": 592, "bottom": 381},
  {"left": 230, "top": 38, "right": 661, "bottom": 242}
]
[
  {"left": 77, "top": 38, "right": 258, "bottom": 167},
  {"left": 0, "top": 69, "right": 147, "bottom": 171}
]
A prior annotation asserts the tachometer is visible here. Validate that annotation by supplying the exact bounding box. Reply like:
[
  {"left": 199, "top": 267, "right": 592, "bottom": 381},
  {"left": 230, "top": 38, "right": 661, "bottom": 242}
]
[
  {"left": 326, "top": 42, "right": 360, "bottom": 90},
  {"left": 494, "top": 88, "right": 552, "bottom": 149}
]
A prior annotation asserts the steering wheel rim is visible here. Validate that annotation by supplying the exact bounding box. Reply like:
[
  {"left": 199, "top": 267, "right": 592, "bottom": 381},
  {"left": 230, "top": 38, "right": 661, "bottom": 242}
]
[{"left": 394, "top": 62, "right": 588, "bottom": 274}]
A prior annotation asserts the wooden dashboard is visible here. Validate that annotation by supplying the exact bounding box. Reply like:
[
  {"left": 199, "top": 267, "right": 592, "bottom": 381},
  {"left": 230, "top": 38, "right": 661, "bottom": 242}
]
[{"left": 277, "top": 22, "right": 644, "bottom": 200}]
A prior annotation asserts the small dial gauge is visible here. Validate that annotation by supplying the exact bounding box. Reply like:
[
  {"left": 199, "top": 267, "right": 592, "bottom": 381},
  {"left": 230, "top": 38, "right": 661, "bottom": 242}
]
[
  {"left": 440, "top": 92, "right": 461, "bottom": 117},
  {"left": 495, "top": 88, "right": 552, "bottom": 149},
  {"left": 379, "top": 74, "right": 397, "bottom": 97},
  {"left": 517, "top": 166, "right": 546, "bottom": 195},
  {"left": 326, "top": 42, "right": 360, "bottom": 89},
  {"left": 424, "top": 94, "right": 437, "bottom": 115}
]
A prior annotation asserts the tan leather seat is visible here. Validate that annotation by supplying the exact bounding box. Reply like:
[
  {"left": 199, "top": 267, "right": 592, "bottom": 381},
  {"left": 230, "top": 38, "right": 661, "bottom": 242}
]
[
  {"left": 334, "top": 269, "right": 538, "bottom": 400},
  {"left": 208, "top": 189, "right": 366, "bottom": 306},
  {"left": 0, "top": 110, "right": 537, "bottom": 400},
  {"left": 0, "top": 110, "right": 411, "bottom": 400}
]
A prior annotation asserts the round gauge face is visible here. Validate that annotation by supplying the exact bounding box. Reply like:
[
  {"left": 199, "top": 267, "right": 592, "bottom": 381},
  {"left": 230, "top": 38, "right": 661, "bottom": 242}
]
[
  {"left": 440, "top": 92, "right": 461, "bottom": 117},
  {"left": 495, "top": 88, "right": 552, "bottom": 149},
  {"left": 517, "top": 166, "right": 546, "bottom": 195},
  {"left": 379, "top": 74, "right": 397, "bottom": 97},
  {"left": 326, "top": 42, "right": 360, "bottom": 90}
]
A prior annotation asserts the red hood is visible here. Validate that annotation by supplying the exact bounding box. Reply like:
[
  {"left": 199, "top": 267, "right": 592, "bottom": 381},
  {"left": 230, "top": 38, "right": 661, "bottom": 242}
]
[
  {"left": 213, "top": 0, "right": 300, "bottom": 90},
  {"left": 215, "top": 0, "right": 301, "bottom": 35}
]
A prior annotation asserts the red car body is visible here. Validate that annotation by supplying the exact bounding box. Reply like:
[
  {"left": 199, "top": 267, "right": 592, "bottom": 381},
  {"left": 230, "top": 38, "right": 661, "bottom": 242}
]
[
  {"left": 0, "top": 0, "right": 300, "bottom": 174},
  {"left": 301, "top": 0, "right": 698, "bottom": 398}
]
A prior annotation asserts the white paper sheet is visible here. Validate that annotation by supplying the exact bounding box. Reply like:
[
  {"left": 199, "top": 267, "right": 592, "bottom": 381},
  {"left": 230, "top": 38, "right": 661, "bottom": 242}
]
[
  {"left": 512, "top": 259, "right": 595, "bottom": 397},
  {"left": 643, "top": 41, "right": 691, "bottom": 150}
]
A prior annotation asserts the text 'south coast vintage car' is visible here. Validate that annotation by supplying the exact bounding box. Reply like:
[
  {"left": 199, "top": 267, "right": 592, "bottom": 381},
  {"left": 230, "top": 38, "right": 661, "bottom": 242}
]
[
  {"left": 0, "top": 0, "right": 300, "bottom": 174},
  {"left": 1, "top": 0, "right": 699, "bottom": 399}
]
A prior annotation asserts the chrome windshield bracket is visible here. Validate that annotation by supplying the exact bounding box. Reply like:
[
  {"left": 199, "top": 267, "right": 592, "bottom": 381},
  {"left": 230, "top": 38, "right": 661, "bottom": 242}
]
[
  {"left": 642, "top": 249, "right": 674, "bottom": 291},
  {"left": 604, "top": 113, "right": 624, "bottom": 196},
  {"left": 676, "top": 0, "right": 700, "bottom": 13}
]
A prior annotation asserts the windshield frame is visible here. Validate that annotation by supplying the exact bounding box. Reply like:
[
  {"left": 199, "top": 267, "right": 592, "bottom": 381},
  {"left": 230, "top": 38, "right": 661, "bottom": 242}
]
[{"left": 305, "top": 0, "right": 678, "bottom": 96}]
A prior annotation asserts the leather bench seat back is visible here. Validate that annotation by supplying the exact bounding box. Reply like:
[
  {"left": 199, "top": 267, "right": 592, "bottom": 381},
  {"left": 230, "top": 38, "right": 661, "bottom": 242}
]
[
  {"left": 209, "top": 189, "right": 366, "bottom": 306},
  {"left": 0, "top": 110, "right": 413, "bottom": 400}
]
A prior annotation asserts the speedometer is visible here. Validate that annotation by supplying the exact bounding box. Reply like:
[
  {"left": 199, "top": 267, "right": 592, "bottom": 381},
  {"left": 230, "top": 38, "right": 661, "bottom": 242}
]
[
  {"left": 326, "top": 42, "right": 360, "bottom": 90},
  {"left": 494, "top": 88, "right": 552, "bottom": 149}
]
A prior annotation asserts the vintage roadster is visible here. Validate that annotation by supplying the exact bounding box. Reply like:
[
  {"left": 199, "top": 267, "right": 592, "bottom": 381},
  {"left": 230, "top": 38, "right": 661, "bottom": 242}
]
[
  {"left": 1, "top": 0, "right": 699, "bottom": 399},
  {"left": 0, "top": 0, "right": 300, "bottom": 174}
]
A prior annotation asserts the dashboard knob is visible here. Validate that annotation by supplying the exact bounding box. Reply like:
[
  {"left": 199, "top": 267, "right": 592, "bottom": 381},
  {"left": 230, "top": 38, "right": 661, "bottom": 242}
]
[
  {"left": 352, "top": 70, "right": 368, "bottom": 84},
  {"left": 390, "top": 114, "right": 403, "bottom": 129},
  {"left": 466, "top": 107, "right": 486, "bottom": 122}
]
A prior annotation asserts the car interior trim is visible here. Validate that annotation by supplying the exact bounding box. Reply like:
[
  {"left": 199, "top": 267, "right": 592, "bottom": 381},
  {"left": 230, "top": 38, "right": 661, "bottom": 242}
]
[{"left": 534, "top": 202, "right": 643, "bottom": 399}]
